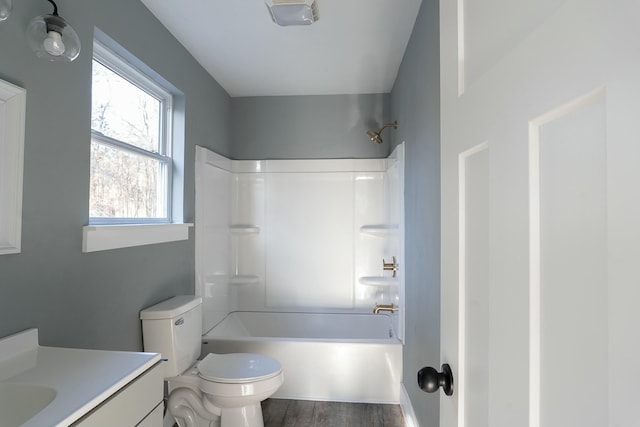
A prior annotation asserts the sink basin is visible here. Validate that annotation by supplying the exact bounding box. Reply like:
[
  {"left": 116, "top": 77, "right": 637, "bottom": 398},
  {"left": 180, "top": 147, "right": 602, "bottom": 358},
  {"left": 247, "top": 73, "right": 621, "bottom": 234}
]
[
  {"left": 0, "top": 329, "right": 161, "bottom": 426},
  {"left": 0, "top": 383, "right": 56, "bottom": 427}
]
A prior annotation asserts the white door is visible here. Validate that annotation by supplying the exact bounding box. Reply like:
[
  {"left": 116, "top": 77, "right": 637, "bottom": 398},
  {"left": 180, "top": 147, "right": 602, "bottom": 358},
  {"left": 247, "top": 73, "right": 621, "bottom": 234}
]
[{"left": 440, "top": 0, "right": 640, "bottom": 426}]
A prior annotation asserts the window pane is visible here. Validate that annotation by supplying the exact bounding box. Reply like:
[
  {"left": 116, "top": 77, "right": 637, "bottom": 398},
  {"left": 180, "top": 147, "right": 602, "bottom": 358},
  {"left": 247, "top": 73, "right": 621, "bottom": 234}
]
[
  {"left": 91, "top": 60, "right": 161, "bottom": 153},
  {"left": 90, "top": 140, "right": 168, "bottom": 220}
]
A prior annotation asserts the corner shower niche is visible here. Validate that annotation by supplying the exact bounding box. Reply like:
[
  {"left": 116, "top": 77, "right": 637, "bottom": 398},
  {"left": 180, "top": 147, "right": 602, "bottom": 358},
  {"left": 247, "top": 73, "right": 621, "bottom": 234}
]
[{"left": 195, "top": 144, "right": 405, "bottom": 340}]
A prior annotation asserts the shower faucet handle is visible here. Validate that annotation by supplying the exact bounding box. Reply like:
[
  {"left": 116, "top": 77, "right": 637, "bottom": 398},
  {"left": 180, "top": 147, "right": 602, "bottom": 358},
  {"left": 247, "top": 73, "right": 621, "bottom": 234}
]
[
  {"left": 382, "top": 256, "right": 398, "bottom": 277},
  {"left": 373, "top": 303, "right": 398, "bottom": 314}
]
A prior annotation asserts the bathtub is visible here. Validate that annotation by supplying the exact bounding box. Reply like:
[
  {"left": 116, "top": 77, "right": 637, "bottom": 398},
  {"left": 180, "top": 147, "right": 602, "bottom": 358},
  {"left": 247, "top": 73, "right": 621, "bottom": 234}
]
[{"left": 201, "top": 311, "right": 402, "bottom": 403}]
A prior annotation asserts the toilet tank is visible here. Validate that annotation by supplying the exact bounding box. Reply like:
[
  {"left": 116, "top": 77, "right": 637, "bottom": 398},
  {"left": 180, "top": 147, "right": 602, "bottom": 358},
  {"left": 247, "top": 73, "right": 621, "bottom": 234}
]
[{"left": 140, "top": 295, "right": 203, "bottom": 378}]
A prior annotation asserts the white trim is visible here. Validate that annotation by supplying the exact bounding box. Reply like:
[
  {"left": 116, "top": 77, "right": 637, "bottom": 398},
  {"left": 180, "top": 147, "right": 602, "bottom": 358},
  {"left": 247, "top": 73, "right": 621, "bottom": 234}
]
[
  {"left": 389, "top": 142, "right": 405, "bottom": 343},
  {"left": 194, "top": 145, "right": 388, "bottom": 174},
  {"left": 0, "top": 79, "right": 26, "bottom": 255},
  {"left": 93, "top": 40, "right": 173, "bottom": 115},
  {"left": 457, "top": 141, "right": 489, "bottom": 427},
  {"left": 528, "top": 118, "right": 541, "bottom": 427},
  {"left": 90, "top": 39, "right": 175, "bottom": 224},
  {"left": 82, "top": 223, "right": 192, "bottom": 252},
  {"left": 456, "top": 0, "right": 466, "bottom": 96},
  {"left": 400, "top": 383, "right": 420, "bottom": 427},
  {"left": 526, "top": 87, "right": 606, "bottom": 427},
  {"left": 264, "top": 158, "right": 387, "bottom": 173}
]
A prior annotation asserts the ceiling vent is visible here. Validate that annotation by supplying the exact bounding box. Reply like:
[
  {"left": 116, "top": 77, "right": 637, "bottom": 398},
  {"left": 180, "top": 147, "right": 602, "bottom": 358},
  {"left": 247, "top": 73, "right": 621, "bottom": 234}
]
[{"left": 265, "top": 0, "right": 318, "bottom": 26}]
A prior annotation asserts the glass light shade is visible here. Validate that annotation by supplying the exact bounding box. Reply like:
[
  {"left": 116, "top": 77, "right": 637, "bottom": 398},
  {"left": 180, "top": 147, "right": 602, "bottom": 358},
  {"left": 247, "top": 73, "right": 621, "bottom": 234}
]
[
  {"left": 266, "top": 1, "right": 318, "bottom": 26},
  {"left": 26, "top": 14, "right": 80, "bottom": 62},
  {"left": 269, "top": 5, "right": 314, "bottom": 26},
  {"left": 0, "top": 0, "right": 12, "bottom": 22}
]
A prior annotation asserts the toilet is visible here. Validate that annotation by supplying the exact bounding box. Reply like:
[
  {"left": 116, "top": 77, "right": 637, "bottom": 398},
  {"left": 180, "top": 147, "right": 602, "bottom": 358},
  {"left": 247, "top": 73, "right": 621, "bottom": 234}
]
[{"left": 140, "top": 296, "right": 284, "bottom": 427}]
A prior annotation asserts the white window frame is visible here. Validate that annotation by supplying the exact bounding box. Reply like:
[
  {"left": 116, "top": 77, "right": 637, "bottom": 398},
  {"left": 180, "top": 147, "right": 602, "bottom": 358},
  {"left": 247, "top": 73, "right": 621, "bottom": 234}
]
[
  {"left": 83, "top": 38, "right": 191, "bottom": 252},
  {"left": 90, "top": 40, "right": 173, "bottom": 225}
]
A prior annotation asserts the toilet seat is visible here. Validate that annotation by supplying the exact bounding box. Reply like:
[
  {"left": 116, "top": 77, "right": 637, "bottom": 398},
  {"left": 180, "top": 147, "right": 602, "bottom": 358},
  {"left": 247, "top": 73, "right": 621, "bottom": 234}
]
[{"left": 197, "top": 353, "right": 282, "bottom": 383}]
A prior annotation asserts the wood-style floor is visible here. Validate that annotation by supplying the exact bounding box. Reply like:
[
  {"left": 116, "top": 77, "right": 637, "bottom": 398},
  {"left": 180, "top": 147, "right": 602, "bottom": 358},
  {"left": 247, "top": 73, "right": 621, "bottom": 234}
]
[{"left": 262, "top": 399, "right": 405, "bottom": 427}]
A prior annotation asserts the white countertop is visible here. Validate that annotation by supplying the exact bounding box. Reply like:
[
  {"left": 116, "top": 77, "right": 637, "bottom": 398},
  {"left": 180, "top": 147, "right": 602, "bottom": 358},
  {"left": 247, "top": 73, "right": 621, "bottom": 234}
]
[{"left": 0, "top": 329, "right": 161, "bottom": 427}]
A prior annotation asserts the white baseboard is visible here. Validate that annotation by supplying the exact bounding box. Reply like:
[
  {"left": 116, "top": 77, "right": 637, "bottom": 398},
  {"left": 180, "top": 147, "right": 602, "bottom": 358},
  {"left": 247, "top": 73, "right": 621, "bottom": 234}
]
[{"left": 400, "top": 383, "right": 420, "bottom": 427}]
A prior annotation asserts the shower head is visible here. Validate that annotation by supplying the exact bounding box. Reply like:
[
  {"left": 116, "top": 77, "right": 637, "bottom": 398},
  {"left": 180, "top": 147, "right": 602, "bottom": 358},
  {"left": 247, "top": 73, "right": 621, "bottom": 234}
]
[
  {"left": 367, "top": 121, "right": 398, "bottom": 144},
  {"left": 367, "top": 130, "right": 382, "bottom": 144}
]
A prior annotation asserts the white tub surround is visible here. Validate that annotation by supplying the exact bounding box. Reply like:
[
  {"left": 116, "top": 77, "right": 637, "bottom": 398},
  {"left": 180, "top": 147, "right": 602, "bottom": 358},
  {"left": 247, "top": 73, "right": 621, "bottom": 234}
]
[
  {"left": 203, "top": 311, "right": 402, "bottom": 403},
  {"left": 0, "top": 329, "right": 162, "bottom": 426},
  {"left": 195, "top": 145, "right": 405, "bottom": 340},
  {"left": 208, "top": 311, "right": 395, "bottom": 340}
]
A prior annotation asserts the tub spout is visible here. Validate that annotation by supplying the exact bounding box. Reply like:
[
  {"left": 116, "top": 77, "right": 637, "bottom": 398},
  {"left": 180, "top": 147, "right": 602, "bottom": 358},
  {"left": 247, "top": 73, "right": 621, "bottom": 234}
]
[{"left": 373, "top": 303, "right": 398, "bottom": 314}]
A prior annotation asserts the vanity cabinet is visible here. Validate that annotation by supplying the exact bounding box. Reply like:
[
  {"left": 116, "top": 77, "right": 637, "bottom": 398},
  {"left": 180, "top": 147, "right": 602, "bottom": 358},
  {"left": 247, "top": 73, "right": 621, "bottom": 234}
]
[{"left": 72, "top": 362, "right": 163, "bottom": 426}]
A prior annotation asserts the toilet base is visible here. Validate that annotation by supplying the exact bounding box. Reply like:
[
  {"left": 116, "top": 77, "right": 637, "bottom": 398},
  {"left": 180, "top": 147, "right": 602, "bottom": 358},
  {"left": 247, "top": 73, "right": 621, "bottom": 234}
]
[
  {"left": 167, "top": 357, "right": 283, "bottom": 427},
  {"left": 168, "top": 386, "right": 269, "bottom": 427},
  {"left": 220, "top": 403, "right": 264, "bottom": 427},
  {"left": 171, "top": 403, "right": 264, "bottom": 427}
]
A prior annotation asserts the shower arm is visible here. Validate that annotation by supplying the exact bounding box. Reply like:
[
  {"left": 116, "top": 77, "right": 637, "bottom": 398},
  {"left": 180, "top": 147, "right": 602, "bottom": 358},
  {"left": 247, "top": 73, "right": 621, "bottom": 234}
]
[
  {"left": 376, "top": 121, "right": 398, "bottom": 135},
  {"left": 367, "top": 120, "right": 398, "bottom": 144}
]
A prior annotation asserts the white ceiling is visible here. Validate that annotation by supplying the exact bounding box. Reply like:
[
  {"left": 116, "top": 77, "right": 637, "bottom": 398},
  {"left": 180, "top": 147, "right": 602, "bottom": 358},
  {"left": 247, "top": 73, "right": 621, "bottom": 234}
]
[{"left": 140, "top": 0, "right": 422, "bottom": 97}]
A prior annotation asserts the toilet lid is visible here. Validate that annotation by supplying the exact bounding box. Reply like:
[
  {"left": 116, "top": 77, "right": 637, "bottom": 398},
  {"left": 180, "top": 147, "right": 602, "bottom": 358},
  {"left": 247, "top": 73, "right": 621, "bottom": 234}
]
[{"left": 197, "top": 353, "right": 282, "bottom": 383}]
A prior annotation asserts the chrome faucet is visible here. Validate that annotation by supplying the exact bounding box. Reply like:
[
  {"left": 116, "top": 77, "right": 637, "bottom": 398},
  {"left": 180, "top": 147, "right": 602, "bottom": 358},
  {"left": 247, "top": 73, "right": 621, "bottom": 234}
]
[{"left": 373, "top": 303, "right": 398, "bottom": 314}]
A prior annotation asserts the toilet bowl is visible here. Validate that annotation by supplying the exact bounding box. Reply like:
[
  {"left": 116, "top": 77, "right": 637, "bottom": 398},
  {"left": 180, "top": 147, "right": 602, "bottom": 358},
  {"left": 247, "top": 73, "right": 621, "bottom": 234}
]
[
  {"left": 168, "top": 353, "right": 283, "bottom": 427},
  {"left": 140, "top": 296, "right": 284, "bottom": 427}
]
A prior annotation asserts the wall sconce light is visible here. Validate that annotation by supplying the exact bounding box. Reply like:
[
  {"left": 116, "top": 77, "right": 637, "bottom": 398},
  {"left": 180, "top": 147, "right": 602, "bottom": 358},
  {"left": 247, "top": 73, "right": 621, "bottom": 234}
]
[
  {"left": 26, "top": 0, "right": 80, "bottom": 62},
  {"left": 0, "top": 0, "right": 12, "bottom": 22}
]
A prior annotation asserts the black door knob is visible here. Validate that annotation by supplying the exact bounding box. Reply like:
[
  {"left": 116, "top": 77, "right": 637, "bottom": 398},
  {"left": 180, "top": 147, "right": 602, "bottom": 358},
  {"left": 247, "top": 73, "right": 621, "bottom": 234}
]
[{"left": 417, "top": 363, "right": 454, "bottom": 396}]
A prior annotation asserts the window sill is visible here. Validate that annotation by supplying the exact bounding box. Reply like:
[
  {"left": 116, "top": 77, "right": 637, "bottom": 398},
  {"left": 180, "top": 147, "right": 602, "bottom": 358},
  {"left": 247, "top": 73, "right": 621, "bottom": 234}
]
[{"left": 82, "top": 223, "right": 193, "bottom": 253}]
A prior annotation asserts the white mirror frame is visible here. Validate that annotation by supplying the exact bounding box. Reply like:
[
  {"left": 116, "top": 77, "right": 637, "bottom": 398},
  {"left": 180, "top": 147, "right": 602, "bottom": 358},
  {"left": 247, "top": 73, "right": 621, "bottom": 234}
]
[{"left": 0, "top": 78, "right": 26, "bottom": 255}]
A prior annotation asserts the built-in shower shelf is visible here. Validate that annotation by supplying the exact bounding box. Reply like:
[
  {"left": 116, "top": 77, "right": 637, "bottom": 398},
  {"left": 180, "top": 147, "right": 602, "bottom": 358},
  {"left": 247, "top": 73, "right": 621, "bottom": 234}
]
[
  {"left": 229, "top": 224, "right": 260, "bottom": 235},
  {"left": 204, "top": 273, "right": 228, "bottom": 285},
  {"left": 359, "top": 224, "right": 399, "bottom": 236},
  {"left": 358, "top": 276, "right": 399, "bottom": 287},
  {"left": 230, "top": 275, "right": 260, "bottom": 285}
]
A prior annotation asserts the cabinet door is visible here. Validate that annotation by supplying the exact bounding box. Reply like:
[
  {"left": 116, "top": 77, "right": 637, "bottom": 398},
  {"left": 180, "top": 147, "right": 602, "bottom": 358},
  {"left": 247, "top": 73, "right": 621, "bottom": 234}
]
[
  {"left": 137, "top": 402, "right": 164, "bottom": 427},
  {"left": 73, "top": 364, "right": 163, "bottom": 426}
]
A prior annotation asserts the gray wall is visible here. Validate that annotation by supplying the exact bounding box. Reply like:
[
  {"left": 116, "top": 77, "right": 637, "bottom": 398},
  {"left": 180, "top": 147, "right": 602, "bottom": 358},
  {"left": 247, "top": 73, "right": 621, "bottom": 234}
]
[
  {"left": 1, "top": 1, "right": 440, "bottom": 424},
  {"left": 230, "top": 3, "right": 441, "bottom": 422},
  {"left": 390, "top": 0, "right": 441, "bottom": 425},
  {"left": 231, "top": 94, "right": 391, "bottom": 159},
  {"left": 0, "top": 0, "right": 231, "bottom": 350},
  {"left": 230, "top": 3, "right": 441, "bottom": 426}
]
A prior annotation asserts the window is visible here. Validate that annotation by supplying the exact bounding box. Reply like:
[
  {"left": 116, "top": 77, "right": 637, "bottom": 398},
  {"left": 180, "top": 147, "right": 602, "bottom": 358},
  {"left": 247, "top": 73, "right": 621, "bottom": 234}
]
[
  {"left": 83, "top": 36, "right": 190, "bottom": 253},
  {"left": 90, "top": 41, "right": 173, "bottom": 224}
]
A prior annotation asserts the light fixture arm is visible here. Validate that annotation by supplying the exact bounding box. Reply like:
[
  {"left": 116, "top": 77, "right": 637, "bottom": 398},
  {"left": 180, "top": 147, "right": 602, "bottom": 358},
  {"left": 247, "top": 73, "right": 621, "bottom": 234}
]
[
  {"left": 47, "top": 0, "right": 58, "bottom": 15},
  {"left": 366, "top": 120, "right": 399, "bottom": 144}
]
